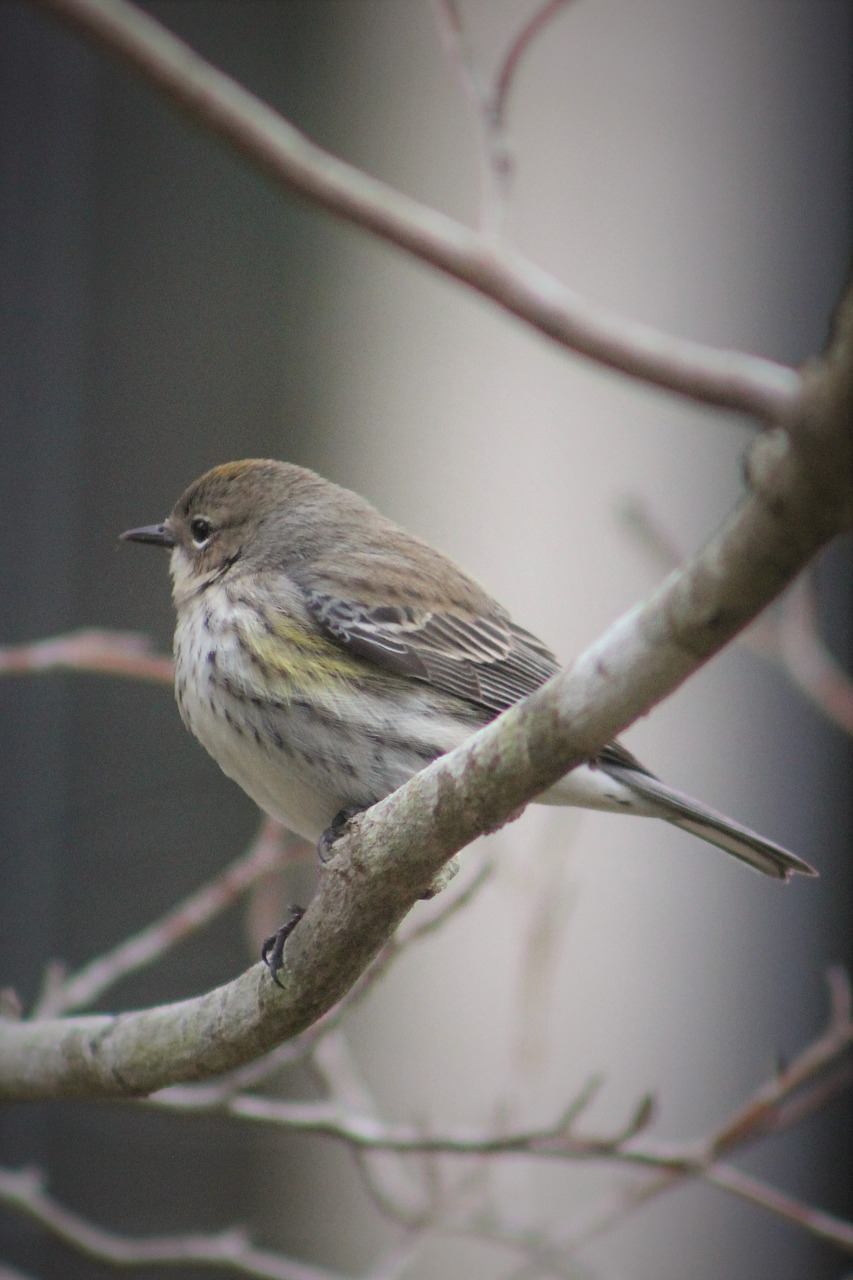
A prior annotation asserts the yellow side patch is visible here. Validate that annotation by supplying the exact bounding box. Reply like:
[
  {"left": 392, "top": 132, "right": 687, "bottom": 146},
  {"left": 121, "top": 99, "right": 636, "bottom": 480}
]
[{"left": 238, "top": 611, "right": 373, "bottom": 701}]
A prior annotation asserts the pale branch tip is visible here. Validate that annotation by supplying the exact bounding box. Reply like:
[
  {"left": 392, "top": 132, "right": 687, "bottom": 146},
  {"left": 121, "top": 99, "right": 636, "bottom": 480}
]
[{"left": 30, "top": 0, "right": 802, "bottom": 420}]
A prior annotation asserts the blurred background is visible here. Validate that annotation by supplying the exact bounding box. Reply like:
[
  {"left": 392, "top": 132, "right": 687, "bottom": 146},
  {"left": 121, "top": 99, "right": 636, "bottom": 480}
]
[{"left": 1, "top": 2, "right": 850, "bottom": 1277}]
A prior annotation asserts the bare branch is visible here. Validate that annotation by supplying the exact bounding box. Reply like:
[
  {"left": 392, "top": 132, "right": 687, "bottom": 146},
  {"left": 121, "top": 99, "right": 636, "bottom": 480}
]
[
  {"left": 430, "top": 1, "right": 485, "bottom": 113},
  {"left": 492, "top": 1, "right": 574, "bottom": 129},
  {"left": 32, "top": 818, "right": 296, "bottom": 1018},
  {"left": 2, "top": 334, "right": 852, "bottom": 1098},
  {"left": 311, "top": 1030, "right": 430, "bottom": 1224},
  {"left": 0, "top": 1166, "right": 346, "bottom": 1280},
  {"left": 622, "top": 499, "right": 853, "bottom": 736},
  {"left": 546, "top": 967, "right": 853, "bottom": 1256},
  {"left": 709, "top": 968, "right": 853, "bottom": 1157},
  {"left": 150, "top": 1074, "right": 644, "bottom": 1160},
  {"left": 2, "top": 1, "right": 851, "bottom": 1118},
  {"left": 704, "top": 1165, "right": 853, "bottom": 1254},
  {"left": 138, "top": 855, "right": 497, "bottom": 1107},
  {"left": 0, "top": 628, "right": 172, "bottom": 683},
  {"left": 774, "top": 574, "right": 853, "bottom": 735},
  {"left": 432, "top": 1, "right": 574, "bottom": 232},
  {"left": 29, "top": 0, "right": 800, "bottom": 419}
]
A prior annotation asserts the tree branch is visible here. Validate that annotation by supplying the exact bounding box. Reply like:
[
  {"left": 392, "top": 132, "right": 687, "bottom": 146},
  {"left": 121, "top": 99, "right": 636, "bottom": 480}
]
[
  {"left": 5, "top": 0, "right": 852, "bottom": 1121},
  {"left": 621, "top": 500, "right": 853, "bottom": 736},
  {"left": 1, "top": 342, "right": 851, "bottom": 1096},
  {"left": 29, "top": 0, "right": 800, "bottom": 419},
  {"left": 0, "top": 628, "right": 172, "bottom": 683},
  {"left": 32, "top": 818, "right": 295, "bottom": 1018},
  {"left": 0, "top": 1166, "right": 345, "bottom": 1280}
]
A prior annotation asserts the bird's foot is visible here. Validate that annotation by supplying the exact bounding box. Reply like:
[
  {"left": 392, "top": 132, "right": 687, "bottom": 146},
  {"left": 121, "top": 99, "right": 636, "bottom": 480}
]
[
  {"left": 261, "top": 903, "right": 305, "bottom": 988},
  {"left": 317, "top": 805, "right": 366, "bottom": 862}
]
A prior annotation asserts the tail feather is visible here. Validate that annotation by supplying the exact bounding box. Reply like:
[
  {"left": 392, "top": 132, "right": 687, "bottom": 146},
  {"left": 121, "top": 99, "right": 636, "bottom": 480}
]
[{"left": 601, "top": 764, "right": 817, "bottom": 881}]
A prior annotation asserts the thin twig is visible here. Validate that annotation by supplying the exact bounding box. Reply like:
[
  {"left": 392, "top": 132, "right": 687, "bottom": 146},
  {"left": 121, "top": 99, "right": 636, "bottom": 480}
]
[
  {"left": 704, "top": 1165, "right": 853, "bottom": 1254},
  {"left": 33, "top": 817, "right": 294, "bottom": 1017},
  {"left": 0, "top": 1166, "right": 346, "bottom": 1280},
  {"left": 146, "top": 855, "right": 498, "bottom": 1104},
  {"left": 492, "top": 0, "right": 574, "bottom": 129},
  {"left": 0, "top": 628, "right": 173, "bottom": 683},
  {"left": 311, "top": 1029, "right": 430, "bottom": 1225},
  {"left": 433, "top": 1, "right": 575, "bottom": 233},
  {"left": 548, "top": 968, "right": 853, "bottom": 1256},
  {"left": 708, "top": 967, "right": 853, "bottom": 1157},
  {"left": 775, "top": 573, "right": 853, "bottom": 735},
  {"left": 621, "top": 497, "right": 853, "bottom": 736},
  {"left": 150, "top": 1071, "right": 656, "bottom": 1162},
  {"left": 430, "top": 0, "right": 485, "bottom": 112},
  {"left": 148, "top": 969, "right": 853, "bottom": 1254},
  {"left": 30, "top": 0, "right": 802, "bottom": 420}
]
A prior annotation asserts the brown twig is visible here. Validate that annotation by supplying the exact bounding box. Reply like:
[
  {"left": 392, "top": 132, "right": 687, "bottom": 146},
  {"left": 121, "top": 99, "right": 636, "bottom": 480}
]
[
  {"left": 144, "top": 854, "right": 498, "bottom": 1105},
  {"left": 704, "top": 1165, "right": 853, "bottom": 1253},
  {"left": 0, "top": 628, "right": 173, "bottom": 683},
  {"left": 29, "top": 0, "right": 801, "bottom": 420},
  {"left": 621, "top": 497, "right": 853, "bottom": 736},
  {"left": 708, "top": 967, "right": 853, "bottom": 1157},
  {"left": 774, "top": 573, "right": 853, "bottom": 735},
  {"left": 0, "top": 1166, "right": 345, "bottom": 1280},
  {"left": 141, "top": 969, "right": 853, "bottom": 1257},
  {"left": 546, "top": 968, "right": 853, "bottom": 1257},
  {"left": 492, "top": 0, "right": 574, "bottom": 129},
  {"left": 150, "top": 1072, "right": 648, "bottom": 1160},
  {"left": 433, "top": 1, "right": 574, "bottom": 233},
  {"left": 32, "top": 817, "right": 294, "bottom": 1018}
]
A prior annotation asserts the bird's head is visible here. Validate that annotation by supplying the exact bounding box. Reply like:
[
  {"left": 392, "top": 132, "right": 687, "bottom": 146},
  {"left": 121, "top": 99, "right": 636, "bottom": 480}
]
[{"left": 121, "top": 458, "right": 331, "bottom": 602}]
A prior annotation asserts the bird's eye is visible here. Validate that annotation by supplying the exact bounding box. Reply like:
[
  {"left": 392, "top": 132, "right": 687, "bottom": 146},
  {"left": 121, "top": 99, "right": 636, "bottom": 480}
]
[{"left": 190, "top": 516, "right": 213, "bottom": 548}]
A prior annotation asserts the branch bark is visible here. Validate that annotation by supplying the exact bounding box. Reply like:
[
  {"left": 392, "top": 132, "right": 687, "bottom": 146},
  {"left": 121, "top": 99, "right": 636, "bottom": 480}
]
[
  {"left": 29, "top": 0, "right": 800, "bottom": 418},
  {"left": 2, "top": 281, "right": 852, "bottom": 1098},
  {"left": 4, "top": 0, "right": 851, "bottom": 1107}
]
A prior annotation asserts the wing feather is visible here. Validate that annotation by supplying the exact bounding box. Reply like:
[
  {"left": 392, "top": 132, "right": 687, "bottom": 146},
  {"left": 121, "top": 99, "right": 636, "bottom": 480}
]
[{"left": 305, "top": 591, "right": 560, "bottom": 717}]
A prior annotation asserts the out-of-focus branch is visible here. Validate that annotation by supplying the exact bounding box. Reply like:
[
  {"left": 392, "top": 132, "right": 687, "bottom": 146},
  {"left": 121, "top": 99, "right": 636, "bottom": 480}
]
[
  {"left": 1, "top": 322, "right": 851, "bottom": 1098},
  {"left": 3, "top": 0, "right": 851, "bottom": 1114},
  {"left": 32, "top": 818, "right": 296, "bottom": 1018},
  {"left": 130, "top": 854, "right": 498, "bottom": 1107},
  {"left": 0, "top": 628, "right": 173, "bottom": 683},
  {"left": 29, "top": 0, "right": 800, "bottom": 420},
  {"left": 432, "top": 0, "right": 573, "bottom": 233},
  {"left": 150, "top": 1072, "right": 647, "bottom": 1158},
  {"left": 535, "top": 969, "right": 853, "bottom": 1259},
  {"left": 704, "top": 1166, "right": 853, "bottom": 1254},
  {"left": 492, "top": 0, "right": 574, "bottom": 127},
  {"left": 708, "top": 967, "right": 853, "bottom": 1157},
  {"left": 773, "top": 573, "right": 853, "bottom": 735},
  {"left": 621, "top": 499, "right": 853, "bottom": 735},
  {"left": 0, "top": 1166, "right": 345, "bottom": 1280},
  {"left": 143, "top": 970, "right": 853, "bottom": 1253}
]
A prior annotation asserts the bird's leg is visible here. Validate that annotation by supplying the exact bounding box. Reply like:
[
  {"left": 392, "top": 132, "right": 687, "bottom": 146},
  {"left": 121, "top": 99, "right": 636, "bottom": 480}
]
[
  {"left": 317, "top": 805, "right": 367, "bottom": 862},
  {"left": 261, "top": 903, "right": 305, "bottom": 988}
]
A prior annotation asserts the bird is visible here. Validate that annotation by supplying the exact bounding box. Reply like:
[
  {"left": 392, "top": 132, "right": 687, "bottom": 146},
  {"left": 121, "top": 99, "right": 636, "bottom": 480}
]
[{"left": 122, "top": 458, "right": 815, "bottom": 969}]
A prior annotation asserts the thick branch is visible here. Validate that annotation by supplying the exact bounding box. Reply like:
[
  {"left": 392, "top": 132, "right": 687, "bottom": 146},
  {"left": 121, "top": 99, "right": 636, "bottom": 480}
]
[
  {"left": 4, "top": 0, "right": 852, "bottom": 1106},
  {"left": 2, "top": 303, "right": 852, "bottom": 1098},
  {"left": 29, "top": 0, "right": 800, "bottom": 419}
]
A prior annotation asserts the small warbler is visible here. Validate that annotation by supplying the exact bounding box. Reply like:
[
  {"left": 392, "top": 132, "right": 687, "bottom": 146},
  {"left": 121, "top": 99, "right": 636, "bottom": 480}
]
[{"left": 122, "top": 459, "right": 815, "bottom": 900}]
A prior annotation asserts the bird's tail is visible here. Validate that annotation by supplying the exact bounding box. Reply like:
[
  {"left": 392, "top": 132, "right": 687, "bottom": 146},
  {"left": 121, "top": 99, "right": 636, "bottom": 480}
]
[{"left": 601, "top": 764, "right": 817, "bottom": 881}]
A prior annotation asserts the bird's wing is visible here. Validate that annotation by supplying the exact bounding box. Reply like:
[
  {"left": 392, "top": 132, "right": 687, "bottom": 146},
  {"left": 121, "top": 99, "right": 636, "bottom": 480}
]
[
  {"left": 304, "top": 590, "right": 560, "bottom": 717},
  {"left": 596, "top": 738, "right": 656, "bottom": 778}
]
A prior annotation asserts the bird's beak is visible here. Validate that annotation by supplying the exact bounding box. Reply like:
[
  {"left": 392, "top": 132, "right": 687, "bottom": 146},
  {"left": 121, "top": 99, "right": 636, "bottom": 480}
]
[{"left": 120, "top": 522, "right": 176, "bottom": 548}]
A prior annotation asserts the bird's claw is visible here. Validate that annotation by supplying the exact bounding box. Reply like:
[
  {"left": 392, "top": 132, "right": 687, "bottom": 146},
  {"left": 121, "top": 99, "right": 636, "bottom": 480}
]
[
  {"left": 317, "top": 805, "right": 366, "bottom": 862},
  {"left": 261, "top": 903, "right": 305, "bottom": 987}
]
